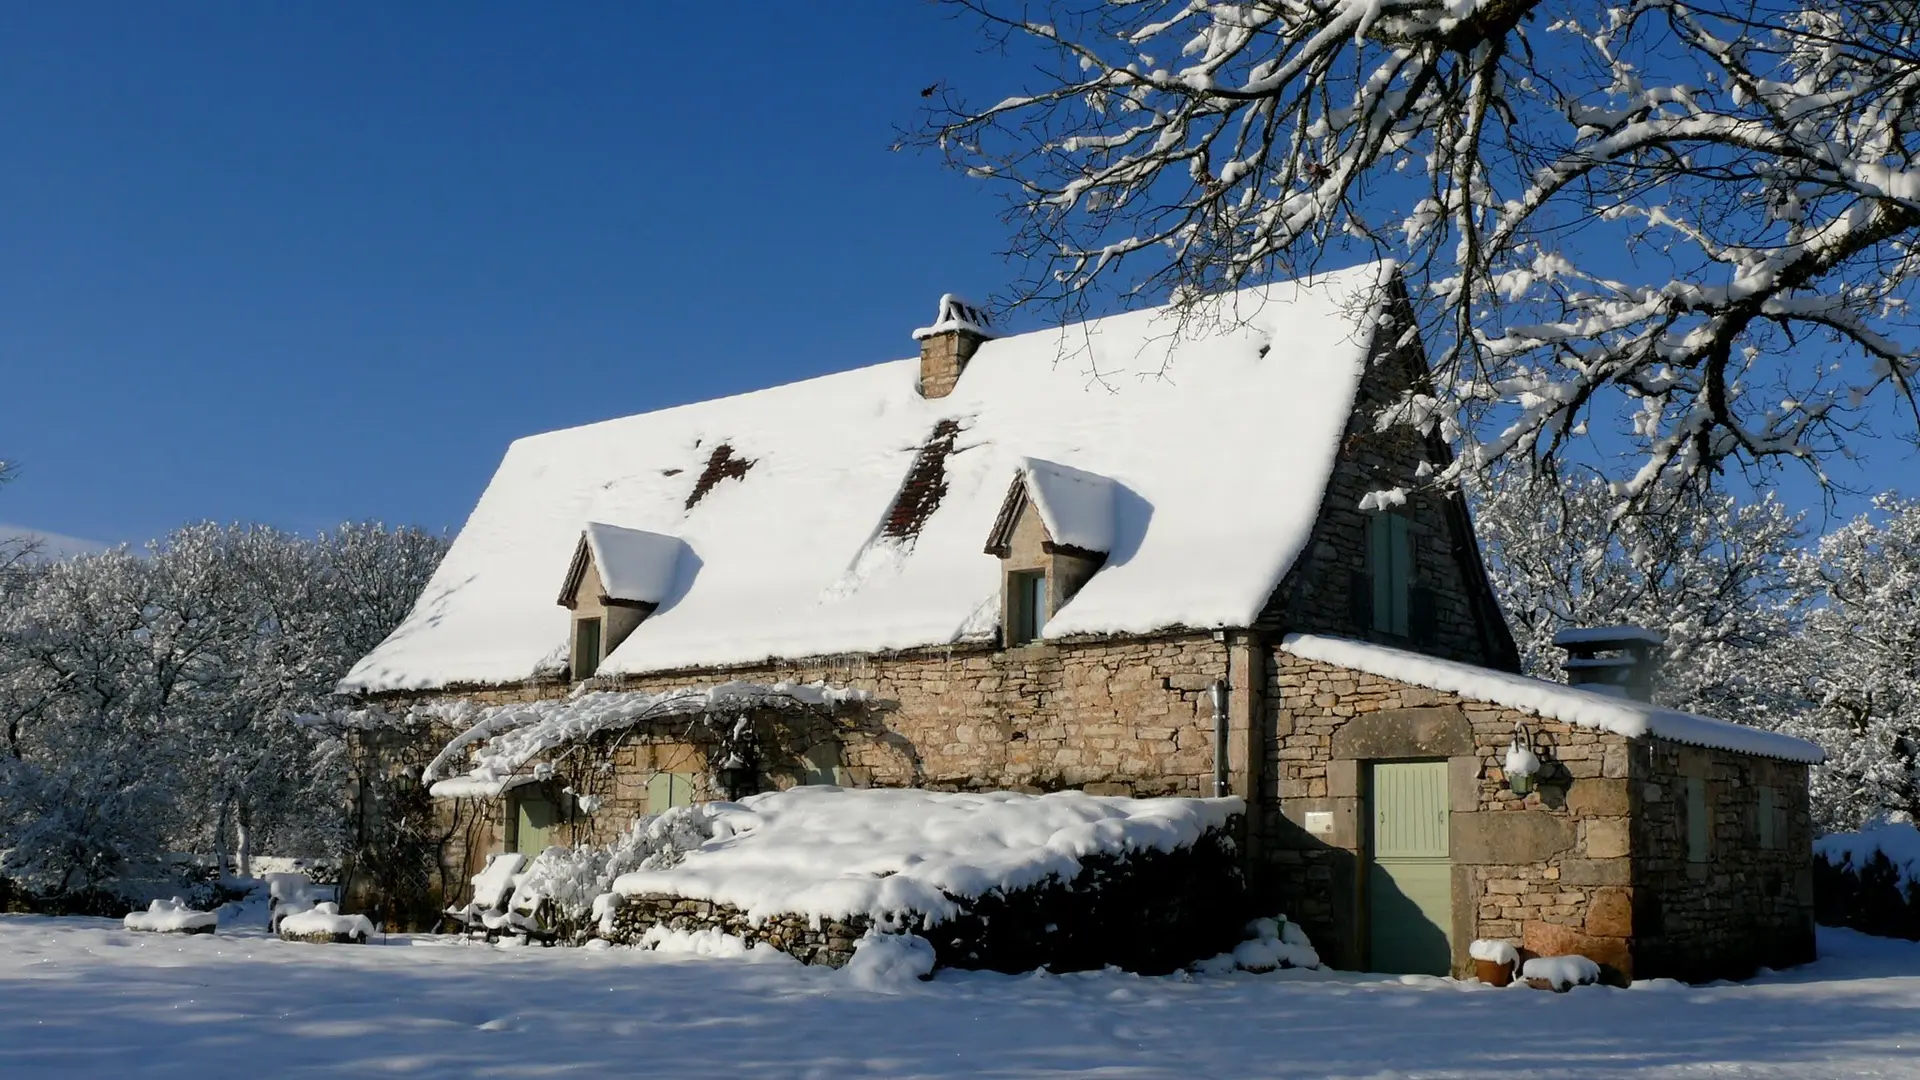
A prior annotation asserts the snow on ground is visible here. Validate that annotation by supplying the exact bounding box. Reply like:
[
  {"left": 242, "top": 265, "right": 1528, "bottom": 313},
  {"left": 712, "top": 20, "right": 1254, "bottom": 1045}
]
[{"left": 3, "top": 911, "right": 1919, "bottom": 1078}]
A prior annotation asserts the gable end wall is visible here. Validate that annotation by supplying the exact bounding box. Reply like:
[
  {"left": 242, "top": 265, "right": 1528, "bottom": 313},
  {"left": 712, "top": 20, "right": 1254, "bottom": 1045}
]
[{"left": 1258, "top": 291, "right": 1517, "bottom": 670}]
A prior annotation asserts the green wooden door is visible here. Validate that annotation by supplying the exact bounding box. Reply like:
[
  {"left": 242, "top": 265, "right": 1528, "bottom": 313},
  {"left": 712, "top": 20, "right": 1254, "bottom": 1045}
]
[
  {"left": 515, "top": 791, "right": 557, "bottom": 856},
  {"left": 1368, "top": 760, "right": 1453, "bottom": 975}
]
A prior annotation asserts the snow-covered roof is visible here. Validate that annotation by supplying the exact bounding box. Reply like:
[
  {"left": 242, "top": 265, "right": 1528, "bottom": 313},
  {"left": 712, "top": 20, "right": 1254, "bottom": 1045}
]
[
  {"left": 340, "top": 262, "right": 1394, "bottom": 694},
  {"left": 1280, "top": 634, "right": 1825, "bottom": 764},
  {"left": 569, "top": 522, "right": 685, "bottom": 607},
  {"left": 611, "top": 786, "right": 1243, "bottom": 925}
]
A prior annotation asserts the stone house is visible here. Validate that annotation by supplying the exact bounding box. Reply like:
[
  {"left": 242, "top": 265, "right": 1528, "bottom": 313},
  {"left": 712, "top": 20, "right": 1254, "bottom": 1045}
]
[{"left": 339, "top": 261, "right": 1822, "bottom": 981}]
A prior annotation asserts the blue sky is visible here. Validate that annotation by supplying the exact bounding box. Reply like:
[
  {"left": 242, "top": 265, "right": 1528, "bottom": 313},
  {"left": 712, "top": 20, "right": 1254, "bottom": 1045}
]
[{"left": 1, "top": 3, "right": 1912, "bottom": 548}]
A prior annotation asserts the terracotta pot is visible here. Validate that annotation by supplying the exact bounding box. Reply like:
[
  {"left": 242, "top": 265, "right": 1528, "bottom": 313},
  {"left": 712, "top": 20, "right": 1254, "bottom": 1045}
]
[{"left": 1474, "top": 957, "right": 1516, "bottom": 987}]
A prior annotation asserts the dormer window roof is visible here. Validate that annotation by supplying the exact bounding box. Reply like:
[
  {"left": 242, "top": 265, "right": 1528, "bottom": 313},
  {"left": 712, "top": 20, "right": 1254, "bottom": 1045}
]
[
  {"left": 984, "top": 458, "right": 1116, "bottom": 560},
  {"left": 557, "top": 523, "right": 688, "bottom": 680},
  {"left": 558, "top": 523, "right": 687, "bottom": 610}
]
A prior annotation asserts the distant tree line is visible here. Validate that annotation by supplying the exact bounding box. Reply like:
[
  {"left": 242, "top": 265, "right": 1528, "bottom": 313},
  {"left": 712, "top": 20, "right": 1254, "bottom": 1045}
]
[
  {"left": 1476, "top": 476, "right": 1920, "bottom": 833},
  {"left": 0, "top": 518, "right": 446, "bottom": 897}
]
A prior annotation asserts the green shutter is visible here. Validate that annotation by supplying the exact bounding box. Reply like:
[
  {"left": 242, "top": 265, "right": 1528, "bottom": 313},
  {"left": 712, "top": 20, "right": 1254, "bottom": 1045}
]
[
  {"left": 1010, "top": 571, "right": 1048, "bottom": 645},
  {"left": 1687, "top": 777, "right": 1710, "bottom": 862},
  {"left": 574, "top": 617, "right": 602, "bottom": 679},
  {"left": 1369, "top": 515, "right": 1412, "bottom": 637},
  {"left": 1368, "top": 761, "right": 1453, "bottom": 975},
  {"left": 647, "top": 772, "right": 696, "bottom": 815},
  {"left": 515, "top": 791, "right": 557, "bottom": 856}
]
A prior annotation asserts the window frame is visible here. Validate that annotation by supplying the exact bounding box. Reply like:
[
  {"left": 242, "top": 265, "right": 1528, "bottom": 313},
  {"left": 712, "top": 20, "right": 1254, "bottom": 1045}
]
[
  {"left": 510, "top": 786, "right": 561, "bottom": 857},
  {"left": 1008, "top": 569, "right": 1049, "bottom": 647},
  {"left": 573, "top": 616, "right": 603, "bottom": 680}
]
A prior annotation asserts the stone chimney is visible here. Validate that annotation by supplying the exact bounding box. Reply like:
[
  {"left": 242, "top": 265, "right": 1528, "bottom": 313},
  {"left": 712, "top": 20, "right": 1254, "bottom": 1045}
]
[
  {"left": 912, "top": 294, "right": 995, "bottom": 399},
  {"left": 1554, "top": 625, "right": 1665, "bottom": 702}
]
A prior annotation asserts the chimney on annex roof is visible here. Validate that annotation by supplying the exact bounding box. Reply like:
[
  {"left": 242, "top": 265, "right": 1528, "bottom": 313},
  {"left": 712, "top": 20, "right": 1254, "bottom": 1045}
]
[
  {"left": 1554, "top": 624, "right": 1666, "bottom": 703},
  {"left": 911, "top": 294, "right": 996, "bottom": 399}
]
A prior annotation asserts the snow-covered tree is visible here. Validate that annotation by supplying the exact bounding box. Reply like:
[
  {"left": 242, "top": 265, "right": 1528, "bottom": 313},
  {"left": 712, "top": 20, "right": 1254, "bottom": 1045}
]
[
  {"left": 1474, "top": 471, "right": 1809, "bottom": 719},
  {"left": 0, "top": 522, "right": 447, "bottom": 893},
  {"left": 1782, "top": 493, "right": 1920, "bottom": 830},
  {"left": 0, "top": 459, "right": 38, "bottom": 576},
  {"left": 920, "top": 2, "right": 1920, "bottom": 506}
]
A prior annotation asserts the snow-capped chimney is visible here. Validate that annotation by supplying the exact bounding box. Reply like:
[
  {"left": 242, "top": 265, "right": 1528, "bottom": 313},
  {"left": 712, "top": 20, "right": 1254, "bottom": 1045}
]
[
  {"left": 911, "top": 294, "right": 995, "bottom": 399},
  {"left": 1554, "top": 625, "right": 1665, "bottom": 702}
]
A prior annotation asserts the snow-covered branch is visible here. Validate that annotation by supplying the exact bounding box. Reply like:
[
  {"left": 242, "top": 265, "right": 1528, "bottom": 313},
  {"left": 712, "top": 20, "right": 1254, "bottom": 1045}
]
[{"left": 919, "top": 1, "right": 1920, "bottom": 506}]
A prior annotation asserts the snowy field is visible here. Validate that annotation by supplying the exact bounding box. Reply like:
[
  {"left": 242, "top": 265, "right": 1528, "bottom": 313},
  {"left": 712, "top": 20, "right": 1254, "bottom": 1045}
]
[{"left": 4, "top": 913, "right": 1920, "bottom": 1078}]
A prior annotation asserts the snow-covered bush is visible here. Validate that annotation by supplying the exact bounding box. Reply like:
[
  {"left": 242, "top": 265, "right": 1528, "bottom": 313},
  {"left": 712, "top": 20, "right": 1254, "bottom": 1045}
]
[
  {"left": 1813, "top": 817, "right": 1920, "bottom": 941},
  {"left": 454, "top": 804, "right": 728, "bottom": 942},
  {"left": 844, "top": 930, "right": 936, "bottom": 991},
  {"left": 124, "top": 898, "right": 218, "bottom": 935},
  {"left": 1194, "top": 916, "right": 1321, "bottom": 975}
]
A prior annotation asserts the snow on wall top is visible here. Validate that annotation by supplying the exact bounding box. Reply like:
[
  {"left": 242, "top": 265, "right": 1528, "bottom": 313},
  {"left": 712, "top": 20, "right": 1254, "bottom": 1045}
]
[
  {"left": 581, "top": 522, "right": 685, "bottom": 606},
  {"left": 1552, "top": 625, "right": 1667, "bottom": 647},
  {"left": 339, "top": 262, "right": 1393, "bottom": 694},
  {"left": 1019, "top": 458, "right": 1116, "bottom": 554},
  {"left": 610, "top": 786, "right": 1244, "bottom": 925},
  {"left": 1281, "top": 634, "right": 1825, "bottom": 764}
]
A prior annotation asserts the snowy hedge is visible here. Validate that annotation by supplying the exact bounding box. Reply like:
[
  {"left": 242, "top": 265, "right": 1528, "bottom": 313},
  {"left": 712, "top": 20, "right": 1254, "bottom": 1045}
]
[
  {"left": 1814, "top": 821, "right": 1920, "bottom": 941},
  {"left": 603, "top": 788, "right": 1248, "bottom": 974}
]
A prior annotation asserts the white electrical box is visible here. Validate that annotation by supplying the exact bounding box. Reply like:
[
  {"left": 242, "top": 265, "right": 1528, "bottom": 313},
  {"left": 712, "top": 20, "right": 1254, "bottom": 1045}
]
[{"left": 1303, "top": 810, "right": 1334, "bottom": 837}]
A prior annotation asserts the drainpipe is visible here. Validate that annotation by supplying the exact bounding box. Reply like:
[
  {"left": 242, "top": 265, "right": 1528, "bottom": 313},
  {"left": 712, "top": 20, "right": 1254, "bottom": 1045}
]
[{"left": 1211, "top": 679, "right": 1231, "bottom": 797}]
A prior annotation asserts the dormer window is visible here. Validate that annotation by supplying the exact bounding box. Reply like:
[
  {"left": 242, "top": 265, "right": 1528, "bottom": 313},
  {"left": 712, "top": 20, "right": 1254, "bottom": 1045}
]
[
  {"left": 556, "top": 522, "right": 689, "bottom": 680},
  {"left": 985, "top": 458, "right": 1115, "bottom": 649}
]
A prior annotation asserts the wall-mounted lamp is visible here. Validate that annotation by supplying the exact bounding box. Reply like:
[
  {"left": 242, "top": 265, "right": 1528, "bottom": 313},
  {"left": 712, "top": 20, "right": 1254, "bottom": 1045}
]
[{"left": 1505, "top": 723, "right": 1542, "bottom": 797}]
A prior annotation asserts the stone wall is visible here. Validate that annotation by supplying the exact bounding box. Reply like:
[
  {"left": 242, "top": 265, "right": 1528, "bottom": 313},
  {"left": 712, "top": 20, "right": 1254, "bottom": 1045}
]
[
  {"left": 1629, "top": 742, "right": 1816, "bottom": 980},
  {"left": 365, "top": 631, "right": 1239, "bottom": 916},
  {"left": 610, "top": 895, "right": 874, "bottom": 967},
  {"left": 1260, "top": 651, "right": 1815, "bottom": 981},
  {"left": 1262, "top": 651, "right": 1638, "bottom": 976}
]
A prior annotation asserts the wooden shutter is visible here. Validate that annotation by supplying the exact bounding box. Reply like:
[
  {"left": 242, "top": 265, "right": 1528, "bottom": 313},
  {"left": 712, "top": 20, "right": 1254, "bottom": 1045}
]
[
  {"left": 515, "top": 791, "right": 557, "bottom": 856},
  {"left": 1758, "top": 786, "right": 1777, "bottom": 849},
  {"left": 1686, "top": 777, "right": 1710, "bottom": 862},
  {"left": 1368, "top": 515, "right": 1412, "bottom": 637},
  {"left": 646, "top": 772, "right": 696, "bottom": 815},
  {"left": 1010, "top": 571, "right": 1047, "bottom": 645}
]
